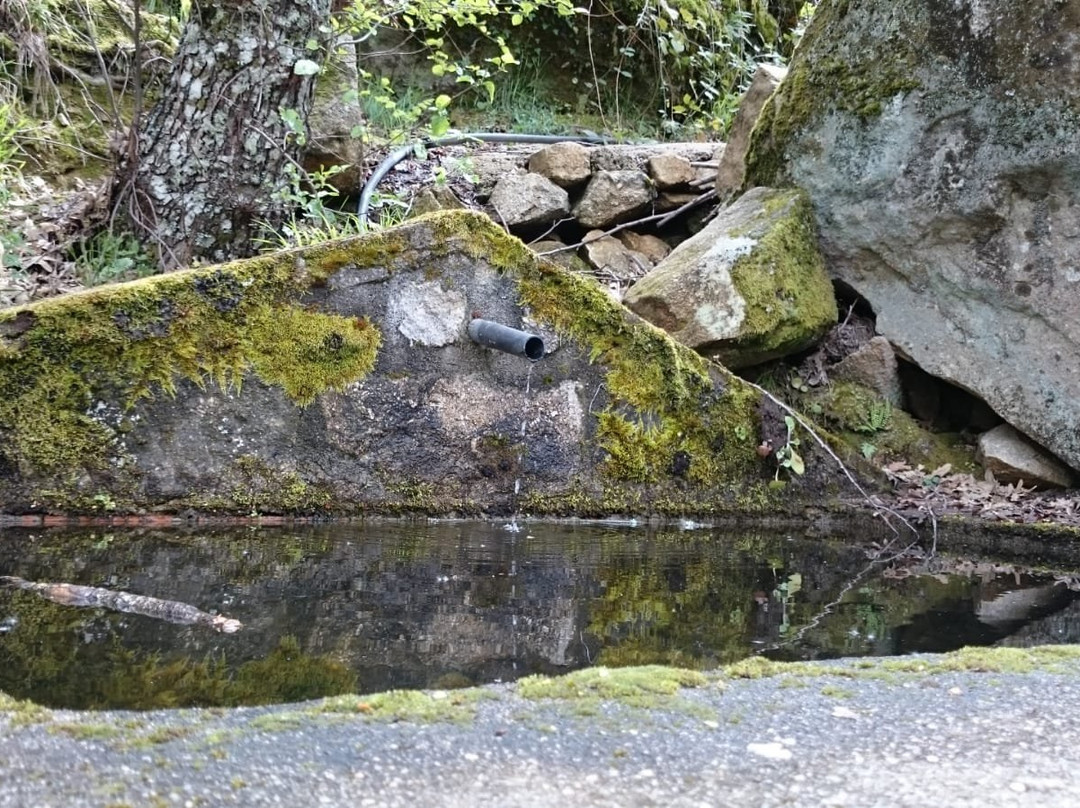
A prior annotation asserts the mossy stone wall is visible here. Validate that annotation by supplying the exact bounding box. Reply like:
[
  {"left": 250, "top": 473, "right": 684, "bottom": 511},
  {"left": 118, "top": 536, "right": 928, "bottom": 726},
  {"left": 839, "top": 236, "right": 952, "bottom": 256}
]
[{"left": 1, "top": 212, "right": 859, "bottom": 517}]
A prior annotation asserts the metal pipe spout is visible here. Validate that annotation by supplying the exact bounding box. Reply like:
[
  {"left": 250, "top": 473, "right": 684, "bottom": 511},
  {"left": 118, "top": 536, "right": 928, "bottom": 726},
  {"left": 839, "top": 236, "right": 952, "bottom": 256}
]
[{"left": 467, "top": 318, "right": 544, "bottom": 361}]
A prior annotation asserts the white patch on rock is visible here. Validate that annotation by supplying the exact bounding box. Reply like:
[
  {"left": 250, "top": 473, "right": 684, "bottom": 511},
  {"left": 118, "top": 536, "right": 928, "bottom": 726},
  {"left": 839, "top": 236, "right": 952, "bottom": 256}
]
[{"left": 388, "top": 280, "right": 466, "bottom": 346}]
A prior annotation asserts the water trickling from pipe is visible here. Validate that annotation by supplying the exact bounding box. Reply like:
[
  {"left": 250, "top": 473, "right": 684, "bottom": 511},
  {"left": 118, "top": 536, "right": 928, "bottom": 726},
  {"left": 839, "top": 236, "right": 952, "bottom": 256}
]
[{"left": 503, "top": 364, "right": 535, "bottom": 534}]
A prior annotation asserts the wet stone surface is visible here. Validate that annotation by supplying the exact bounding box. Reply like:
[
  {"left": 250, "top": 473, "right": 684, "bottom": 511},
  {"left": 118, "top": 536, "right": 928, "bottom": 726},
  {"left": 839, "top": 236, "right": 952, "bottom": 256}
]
[{"left": 1, "top": 520, "right": 1079, "bottom": 710}]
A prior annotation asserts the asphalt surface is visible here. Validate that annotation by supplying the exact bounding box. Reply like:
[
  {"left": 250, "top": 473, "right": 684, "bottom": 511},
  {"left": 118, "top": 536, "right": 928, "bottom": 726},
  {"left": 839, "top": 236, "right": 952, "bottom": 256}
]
[{"left": 3, "top": 650, "right": 1080, "bottom": 807}]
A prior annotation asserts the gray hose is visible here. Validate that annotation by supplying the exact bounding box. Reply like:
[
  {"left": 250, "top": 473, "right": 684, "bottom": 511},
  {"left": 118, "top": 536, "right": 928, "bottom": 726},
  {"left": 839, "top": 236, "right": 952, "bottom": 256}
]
[{"left": 357, "top": 132, "right": 613, "bottom": 224}]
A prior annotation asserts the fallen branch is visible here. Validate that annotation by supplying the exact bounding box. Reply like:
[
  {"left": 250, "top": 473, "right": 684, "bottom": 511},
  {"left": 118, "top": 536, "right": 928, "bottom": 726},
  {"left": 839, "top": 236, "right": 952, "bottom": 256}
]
[
  {"left": 536, "top": 190, "right": 717, "bottom": 257},
  {"left": 739, "top": 373, "right": 923, "bottom": 542},
  {"left": 1, "top": 576, "right": 242, "bottom": 633}
]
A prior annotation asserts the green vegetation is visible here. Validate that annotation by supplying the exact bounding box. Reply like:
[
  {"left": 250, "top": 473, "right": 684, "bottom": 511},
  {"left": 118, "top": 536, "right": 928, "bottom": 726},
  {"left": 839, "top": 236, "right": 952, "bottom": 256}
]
[
  {"left": 744, "top": 1, "right": 920, "bottom": 187},
  {"left": 49, "top": 722, "right": 122, "bottom": 741},
  {"left": 721, "top": 645, "right": 1080, "bottom": 681},
  {"left": 72, "top": 230, "right": 158, "bottom": 287},
  {"left": 0, "top": 249, "right": 381, "bottom": 506},
  {"left": 319, "top": 687, "right": 495, "bottom": 725},
  {"left": 720, "top": 189, "right": 838, "bottom": 368},
  {"left": 519, "top": 665, "right": 707, "bottom": 703},
  {"left": 789, "top": 378, "right": 976, "bottom": 472}
]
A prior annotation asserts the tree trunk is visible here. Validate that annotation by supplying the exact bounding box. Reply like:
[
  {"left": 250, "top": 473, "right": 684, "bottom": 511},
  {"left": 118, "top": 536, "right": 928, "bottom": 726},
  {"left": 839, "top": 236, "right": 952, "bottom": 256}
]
[{"left": 115, "top": 0, "right": 333, "bottom": 269}]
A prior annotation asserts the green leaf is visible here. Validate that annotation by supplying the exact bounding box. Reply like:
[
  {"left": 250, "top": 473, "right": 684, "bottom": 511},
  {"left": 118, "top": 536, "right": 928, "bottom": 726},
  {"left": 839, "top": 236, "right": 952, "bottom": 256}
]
[
  {"left": 789, "top": 452, "right": 805, "bottom": 475},
  {"left": 434, "top": 94, "right": 451, "bottom": 110},
  {"left": 305, "top": 38, "right": 320, "bottom": 51},
  {"left": 511, "top": 13, "right": 523, "bottom": 25},
  {"left": 429, "top": 115, "right": 450, "bottom": 137},
  {"left": 293, "top": 59, "right": 321, "bottom": 76}
]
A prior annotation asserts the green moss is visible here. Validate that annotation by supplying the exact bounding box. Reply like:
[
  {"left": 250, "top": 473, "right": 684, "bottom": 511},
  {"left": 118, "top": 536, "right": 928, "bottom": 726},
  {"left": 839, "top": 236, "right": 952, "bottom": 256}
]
[
  {"left": 49, "top": 722, "right": 122, "bottom": 741},
  {"left": 879, "top": 645, "right": 1080, "bottom": 676},
  {"left": 721, "top": 646, "right": 1080, "bottom": 683},
  {"left": 718, "top": 190, "right": 837, "bottom": 367},
  {"left": 318, "top": 687, "right": 493, "bottom": 725},
  {"left": 518, "top": 665, "right": 708, "bottom": 705},
  {"left": 302, "top": 230, "right": 409, "bottom": 285},
  {"left": 0, "top": 692, "right": 52, "bottom": 726},
  {"left": 245, "top": 307, "right": 380, "bottom": 407},
  {"left": 247, "top": 712, "right": 309, "bottom": 733},
  {"left": 0, "top": 245, "right": 381, "bottom": 499},
  {"left": 744, "top": 1, "right": 921, "bottom": 187},
  {"left": 227, "top": 455, "right": 334, "bottom": 514},
  {"left": 806, "top": 381, "right": 977, "bottom": 472}
]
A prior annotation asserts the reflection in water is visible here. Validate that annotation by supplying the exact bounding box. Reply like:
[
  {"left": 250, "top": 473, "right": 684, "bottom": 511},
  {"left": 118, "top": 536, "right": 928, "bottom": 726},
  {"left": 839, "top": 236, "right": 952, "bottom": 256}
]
[{"left": 0, "top": 522, "right": 1076, "bottom": 710}]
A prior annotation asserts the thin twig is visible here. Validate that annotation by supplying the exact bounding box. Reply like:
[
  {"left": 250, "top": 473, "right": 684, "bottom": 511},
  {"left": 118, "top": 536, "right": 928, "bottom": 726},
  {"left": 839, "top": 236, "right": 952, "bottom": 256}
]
[
  {"left": 740, "top": 373, "right": 922, "bottom": 541},
  {"left": 527, "top": 217, "right": 575, "bottom": 245},
  {"left": 657, "top": 188, "right": 716, "bottom": 227},
  {"left": 78, "top": 0, "right": 121, "bottom": 126},
  {"left": 536, "top": 191, "right": 715, "bottom": 258}
]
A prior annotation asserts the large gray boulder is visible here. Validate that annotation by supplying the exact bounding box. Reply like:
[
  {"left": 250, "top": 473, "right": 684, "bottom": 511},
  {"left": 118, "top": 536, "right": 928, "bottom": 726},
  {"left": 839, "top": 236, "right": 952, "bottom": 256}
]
[
  {"left": 624, "top": 187, "right": 838, "bottom": 369},
  {"left": 0, "top": 212, "right": 850, "bottom": 518},
  {"left": 746, "top": 0, "right": 1080, "bottom": 472}
]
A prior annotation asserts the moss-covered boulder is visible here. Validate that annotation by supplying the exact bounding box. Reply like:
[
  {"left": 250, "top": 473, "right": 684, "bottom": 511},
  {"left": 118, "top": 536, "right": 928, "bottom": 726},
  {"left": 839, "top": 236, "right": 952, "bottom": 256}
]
[
  {"left": 745, "top": 0, "right": 1080, "bottom": 473},
  {"left": 623, "top": 187, "right": 837, "bottom": 369},
  {"left": 0, "top": 211, "right": 862, "bottom": 517}
]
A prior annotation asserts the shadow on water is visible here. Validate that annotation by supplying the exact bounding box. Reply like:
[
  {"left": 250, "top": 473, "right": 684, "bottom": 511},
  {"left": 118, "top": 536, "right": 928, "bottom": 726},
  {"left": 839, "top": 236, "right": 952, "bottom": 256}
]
[{"left": 1, "top": 521, "right": 1078, "bottom": 710}]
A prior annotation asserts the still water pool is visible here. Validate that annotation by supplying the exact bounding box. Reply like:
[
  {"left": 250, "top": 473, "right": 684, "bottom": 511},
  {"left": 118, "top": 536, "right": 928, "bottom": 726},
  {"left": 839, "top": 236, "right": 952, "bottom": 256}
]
[{"left": 1, "top": 521, "right": 1077, "bottom": 710}]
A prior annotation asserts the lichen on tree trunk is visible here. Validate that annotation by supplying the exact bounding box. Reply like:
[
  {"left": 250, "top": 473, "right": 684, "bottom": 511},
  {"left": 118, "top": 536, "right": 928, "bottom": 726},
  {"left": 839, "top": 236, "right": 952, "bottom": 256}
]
[{"left": 114, "top": 0, "right": 333, "bottom": 269}]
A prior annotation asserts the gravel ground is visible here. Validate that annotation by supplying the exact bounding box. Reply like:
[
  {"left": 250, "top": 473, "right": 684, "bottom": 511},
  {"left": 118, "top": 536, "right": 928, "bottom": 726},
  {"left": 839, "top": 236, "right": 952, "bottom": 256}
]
[{"left": 3, "top": 650, "right": 1080, "bottom": 808}]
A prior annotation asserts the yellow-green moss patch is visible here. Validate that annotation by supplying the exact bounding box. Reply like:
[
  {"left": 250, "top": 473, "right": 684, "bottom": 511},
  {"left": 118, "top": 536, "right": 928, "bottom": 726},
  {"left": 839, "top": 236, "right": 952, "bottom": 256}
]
[
  {"left": 515, "top": 245, "right": 763, "bottom": 498},
  {"left": 518, "top": 665, "right": 708, "bottom": 705},
  {"left": 720, "top": 190, "right": 838, "bottom": 367},
  {"left": 318, "top": 687, "right": 495, "bottom": 725},
  {"left": 0, "top": 248, "right": 381, "bottom": 487},
  {"left": 48, "top": 722, "right": 122, "bottom": 742},
  {"left": 722, "top": 645, "right": 1080, "bottom": 682},
  {"left": 744, "top": 3, "right": 921, "bottom": 187}
]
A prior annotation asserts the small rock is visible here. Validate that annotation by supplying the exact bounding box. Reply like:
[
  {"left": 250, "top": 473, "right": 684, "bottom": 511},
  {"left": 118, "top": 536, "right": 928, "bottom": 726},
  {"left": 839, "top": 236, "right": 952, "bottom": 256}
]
[
  {"left": 648, "top": 154, "right": 695, "bottom": 189},
  {"left": 977, "top": 424, "right": 1075, "bottom": 489},
  {"left": 590, "top": 143, "right": 717, "bottom": 172},
  {"left": 528, "top": 141, "right": 592, "bottom": 188},
  {"left": 747, "top": 742, "right": 793, "bottom": 760},
  {"left": 410, "top": 185, "right": 465, "bottom": 216},
  {"left": 616, "top": 231, "right": 671, "bottom": 264},
  {"left": 489, "top": 173, "right": 570, "bottom": 229},
  {"left": 573, "top": 170, "right": 655, "bottom": 229},
  {"left": 624, "top": 187, "right": 837, "bottom": 369},
  {"left": 580, "top": 231, "right": 652, "bottom": 283},
  {"left": 715, "top": 63, "right": 787, "bottom": 200},
  {"left": 831, "top": 336, "right": 903, "bottom": 406},
  {"left": 467, "top": 147, "right": 533, "bottom": 199}
]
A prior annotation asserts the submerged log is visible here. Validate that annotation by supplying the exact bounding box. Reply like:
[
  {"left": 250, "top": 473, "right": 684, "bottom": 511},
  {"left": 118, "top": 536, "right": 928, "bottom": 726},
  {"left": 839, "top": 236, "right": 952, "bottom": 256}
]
[{"left": 0, "top": 576, "right": 242, "bottom": 633}]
